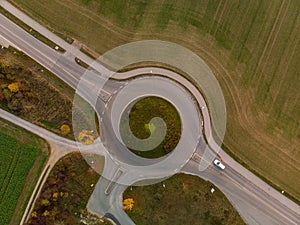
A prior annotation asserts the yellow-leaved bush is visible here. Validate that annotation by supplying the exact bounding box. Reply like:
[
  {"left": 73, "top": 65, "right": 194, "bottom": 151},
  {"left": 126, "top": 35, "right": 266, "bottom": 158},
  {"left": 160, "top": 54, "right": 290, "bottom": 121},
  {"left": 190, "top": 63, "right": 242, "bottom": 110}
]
[
  {"left": 123, "top": 198, "right": 134, "bottom": 211},
  {"left": 60, "top": 124, "right": 71, "bottom": 136},
  {"left": 78, "top": 130, "right": 95, "bottom": 145},
  {"left": 8, "top": 82, "right": 19, "bottom": 92}
]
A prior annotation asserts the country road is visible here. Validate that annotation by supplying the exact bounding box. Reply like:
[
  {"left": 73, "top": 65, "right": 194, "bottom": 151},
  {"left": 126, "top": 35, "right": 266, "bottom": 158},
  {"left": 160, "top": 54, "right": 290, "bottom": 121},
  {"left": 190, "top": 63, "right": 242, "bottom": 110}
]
[{"left": 0, "top": 2, "right": 299, "bottom": 225}]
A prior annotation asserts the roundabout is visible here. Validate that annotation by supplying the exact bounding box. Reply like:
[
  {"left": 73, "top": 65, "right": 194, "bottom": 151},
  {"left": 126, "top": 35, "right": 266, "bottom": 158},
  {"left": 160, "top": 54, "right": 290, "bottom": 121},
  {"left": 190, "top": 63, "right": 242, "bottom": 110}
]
[
  {"left": 99, "top": 75, "right": 202, "bottom": 179},
  {"left": 74, "top": 41, "right": 227, "bottom": 225},
  {"left": 86, "top": 74, "right": 204, "bottom": 225}
]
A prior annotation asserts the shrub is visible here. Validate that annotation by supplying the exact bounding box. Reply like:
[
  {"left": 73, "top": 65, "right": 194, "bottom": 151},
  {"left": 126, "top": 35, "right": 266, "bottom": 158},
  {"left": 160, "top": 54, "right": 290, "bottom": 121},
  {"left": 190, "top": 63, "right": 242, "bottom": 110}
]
[
  {"left": 8, "top": 82, "right": 19, "bottom": 92},
  {"left": 60, "top": 124, "right": 71, "bottom": 136}
]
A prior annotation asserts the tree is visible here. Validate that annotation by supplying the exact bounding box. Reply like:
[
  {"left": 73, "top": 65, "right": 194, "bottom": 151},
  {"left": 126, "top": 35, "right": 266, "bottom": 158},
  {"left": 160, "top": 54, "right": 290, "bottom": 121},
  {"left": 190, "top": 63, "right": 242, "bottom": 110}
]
[
  {"left": 78, "top": 130, "right": 95, "bottom": 145},
  {"left": 42, "top": 210, "right": 50, "bottom": 217},
  {"left": 41, "top": 198, "right": 50, "bottom": 206},
  {"left": 7, "top": 82, "right": 19, "bottom": 93},
  {"left": 123, "top": 198, "right": 134, "bottom": 211},
  {"left": 31, "top": 211, "right": 38, "bottom": 218},
  {"left": 60, "top": 124, "right": 71, "bottom": 136},
  {"left": 53, "top": 192, "right": 59, "bottom": 200}
]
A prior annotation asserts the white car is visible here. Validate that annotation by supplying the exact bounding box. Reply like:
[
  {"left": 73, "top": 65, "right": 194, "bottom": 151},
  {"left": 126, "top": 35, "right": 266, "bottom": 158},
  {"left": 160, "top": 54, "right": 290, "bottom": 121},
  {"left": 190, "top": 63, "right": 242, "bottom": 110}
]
[{"left": 214, "top": 159, "right": 225, "bottom": 170}]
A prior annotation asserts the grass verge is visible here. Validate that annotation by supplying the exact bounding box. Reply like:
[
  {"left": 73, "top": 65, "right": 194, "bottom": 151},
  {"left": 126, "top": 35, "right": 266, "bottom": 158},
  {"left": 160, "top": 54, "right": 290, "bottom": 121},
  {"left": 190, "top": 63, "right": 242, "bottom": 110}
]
[{"left": 124, "top": 173, "right": 246, "bottom": 225}]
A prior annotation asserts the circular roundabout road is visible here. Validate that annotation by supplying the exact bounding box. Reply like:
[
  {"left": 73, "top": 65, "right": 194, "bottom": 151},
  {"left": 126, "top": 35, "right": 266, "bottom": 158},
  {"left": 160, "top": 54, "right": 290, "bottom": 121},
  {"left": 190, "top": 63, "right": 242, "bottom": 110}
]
[{"left": 99, "top": 75, "right": 202, "bottom": 184}]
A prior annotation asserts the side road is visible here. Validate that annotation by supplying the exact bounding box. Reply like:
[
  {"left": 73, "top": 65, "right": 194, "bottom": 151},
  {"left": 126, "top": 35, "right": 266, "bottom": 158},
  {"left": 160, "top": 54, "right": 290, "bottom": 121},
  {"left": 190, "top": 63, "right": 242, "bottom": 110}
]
[{"left": 0, "top": 109, "right": 104, "bottom": 225}]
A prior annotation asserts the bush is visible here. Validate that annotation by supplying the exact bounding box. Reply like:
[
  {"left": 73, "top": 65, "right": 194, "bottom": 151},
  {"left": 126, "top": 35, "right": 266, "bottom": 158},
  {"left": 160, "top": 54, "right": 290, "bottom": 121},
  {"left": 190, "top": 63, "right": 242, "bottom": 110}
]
[
  {"left": 8, "top": 82, "right": 19, "bottom": 92},
  {"left": 60, "top": 124, "right": 71, "bottom": 136}
]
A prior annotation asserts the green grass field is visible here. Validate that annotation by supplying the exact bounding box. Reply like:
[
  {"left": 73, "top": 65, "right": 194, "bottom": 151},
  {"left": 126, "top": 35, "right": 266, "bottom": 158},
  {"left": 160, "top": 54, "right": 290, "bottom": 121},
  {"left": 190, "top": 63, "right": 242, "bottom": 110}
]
[
  {"left": 6, "top": 0, "right": 300, "bottom": 201},
  {"left": 0, "top": 118, "right": 48, "bottom": 225},
  {"left": 124, "top": 173, "right": 245, "bottom": 225}
]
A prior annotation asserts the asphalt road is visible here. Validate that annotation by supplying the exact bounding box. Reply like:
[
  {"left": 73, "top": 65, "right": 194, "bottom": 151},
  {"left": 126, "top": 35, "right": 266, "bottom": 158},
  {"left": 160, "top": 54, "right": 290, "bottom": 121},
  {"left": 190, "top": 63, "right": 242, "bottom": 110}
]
[{"left": 0, "top": 5, "right": 299, "bottom": 225}]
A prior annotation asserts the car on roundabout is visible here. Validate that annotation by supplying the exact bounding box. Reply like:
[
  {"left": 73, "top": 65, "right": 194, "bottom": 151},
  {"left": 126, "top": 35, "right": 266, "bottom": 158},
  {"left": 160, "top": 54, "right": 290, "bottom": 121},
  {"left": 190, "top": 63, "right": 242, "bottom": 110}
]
[{"left": 214, "top": 159, "right": 225, "bottom": 170}]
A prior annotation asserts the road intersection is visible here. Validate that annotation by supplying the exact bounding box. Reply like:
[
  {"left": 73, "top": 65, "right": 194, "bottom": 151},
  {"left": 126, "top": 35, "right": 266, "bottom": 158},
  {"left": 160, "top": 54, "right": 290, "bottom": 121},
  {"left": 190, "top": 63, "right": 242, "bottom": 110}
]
[{"left": 0, "top": 2, "right": 299, "bottom": 224}]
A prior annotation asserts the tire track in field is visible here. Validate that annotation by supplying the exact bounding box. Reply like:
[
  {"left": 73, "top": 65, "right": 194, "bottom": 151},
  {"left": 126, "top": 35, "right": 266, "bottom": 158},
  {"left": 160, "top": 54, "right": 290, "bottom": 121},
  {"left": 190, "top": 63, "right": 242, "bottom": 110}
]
[
  {"left": 244, "top": 39, "right": 299, "bottom": 172},
  {"left": 235, "top": 88, "right": 299, "bottom": 175},
  {"left": 253, "top": 0, "right": 286, "bottom": 83},
  {"left": 61, "top": 0, "right": 134, "bottom": 37},
  {"left": 213, "top": 0, "right": 229, "bottom": 37},
  {"left": 0, "top": 155, "right": 14, "bottom": 199},
  {"left": 209, "top": 0, "right": 224, "bottom": 33},
  {"left": 241, "top": 9, "right": 300, "bottom": 173},
  {"left": 266, "top": 4, "right": 299, "bottom": 116},
  {"left": 256, "top": 0, "right": 291, "bottom": 86},
  {"left": 269, "top": 40, "right": 298, "bottom": 114},
  {"left": 28, "top": 0, "right": 134, "bottom": 44},
  {"left": 0, "top": 148, "right": 18, "bottom": 199},
  {"left": 230, "top": 0, "right": 252, "bottom": 57},
  {"left": 0, "top": 145, "right": 22, "bottom": 202}
]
